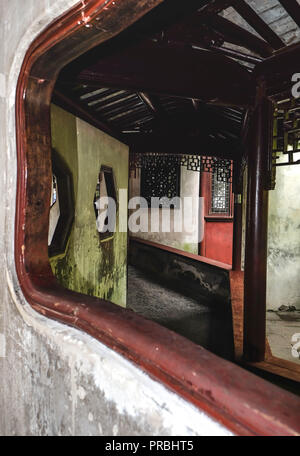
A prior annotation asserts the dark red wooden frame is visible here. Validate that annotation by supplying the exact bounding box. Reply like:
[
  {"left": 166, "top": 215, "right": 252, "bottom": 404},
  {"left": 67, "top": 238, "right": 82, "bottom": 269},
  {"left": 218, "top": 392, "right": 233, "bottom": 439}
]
[
  {"left": 206, "top": 170, "right": 233, "bottom": 219},
  {"left": 199, "top": 170, "right": 234, "bottom": 265},
  {"left": 15, "top": 0, "right": 300, "bottom": 436}
]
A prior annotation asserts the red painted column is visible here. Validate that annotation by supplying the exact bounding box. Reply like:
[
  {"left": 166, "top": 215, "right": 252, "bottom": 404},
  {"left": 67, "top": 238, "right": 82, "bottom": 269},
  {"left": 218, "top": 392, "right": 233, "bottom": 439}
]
[{"left": 243, "top": 82, "right": 272, "bottom": 362}]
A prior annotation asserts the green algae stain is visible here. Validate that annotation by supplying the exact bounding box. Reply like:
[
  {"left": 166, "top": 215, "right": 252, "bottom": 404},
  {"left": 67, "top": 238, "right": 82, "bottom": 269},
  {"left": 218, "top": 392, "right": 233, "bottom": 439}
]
[{"left": 50, "top": 105, "right": 128, "bottom": 308}]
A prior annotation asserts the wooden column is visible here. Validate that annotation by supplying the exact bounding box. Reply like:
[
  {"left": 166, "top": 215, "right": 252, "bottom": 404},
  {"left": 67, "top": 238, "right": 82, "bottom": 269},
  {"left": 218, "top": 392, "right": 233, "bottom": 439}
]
[
  {"left": 199, "top": 170, "right": 207, "bottom": 257},
  {"left": 232, "top": 193, "right": 243, "bottom": 271},
  {"left": 243, "top": 83, "right": 271, "bottom": 362}
]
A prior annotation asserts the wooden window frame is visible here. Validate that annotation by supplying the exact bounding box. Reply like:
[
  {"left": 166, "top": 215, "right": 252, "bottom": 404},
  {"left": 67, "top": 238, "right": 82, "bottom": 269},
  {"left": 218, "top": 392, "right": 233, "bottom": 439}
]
[
  {"left": 200, "top": 160, "right": 234, "bottom": 220},
  {"left": 94, "top": 165, "right": 118, "bottom": 242},
  {"left": 208, "top": 171, "right": 233, "bottom": 218},
  {"left": 49, "top": 149, "right": 75, "bottom": 257},
  {"left": 14, "top": 0, "right": 300, "bottom": 436},
  {"left": 201, "top": 169, "right": 234, "bottom": 222}
]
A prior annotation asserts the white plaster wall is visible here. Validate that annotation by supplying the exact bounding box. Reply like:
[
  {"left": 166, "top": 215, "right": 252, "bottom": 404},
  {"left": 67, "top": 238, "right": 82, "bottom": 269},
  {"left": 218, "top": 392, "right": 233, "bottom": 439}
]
[
  {"left": 267, "top": 164, "right": 300, "bottom": 310},
  {"left": 129, "top": 166, "right": 200, "bottom": 254},
  {"left": 0, "top": 0, "right": 233, "bottom": 436}
]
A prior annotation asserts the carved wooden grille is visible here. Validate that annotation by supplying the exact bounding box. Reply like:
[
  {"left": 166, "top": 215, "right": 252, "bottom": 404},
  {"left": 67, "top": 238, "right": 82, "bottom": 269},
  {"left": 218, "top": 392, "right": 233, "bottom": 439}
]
[
  {"left": 211, "top": 170, "right": 231, "bottom": 214},
  {"left": 273, "top": 100, "right": 300, "bottom": 166},
  {"left": 140, "top": 156, "right": 180, "bottom": 207},
  {"left": 130, "top": 152, "right": 232, "bottom": 183},
  {"left": 267, "top": 99, "right": 300, "bottom": 190}
]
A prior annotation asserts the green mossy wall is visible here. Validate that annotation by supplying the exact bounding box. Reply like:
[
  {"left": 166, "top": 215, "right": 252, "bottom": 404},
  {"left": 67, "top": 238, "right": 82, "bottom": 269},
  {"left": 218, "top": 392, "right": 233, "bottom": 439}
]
[{"left": 50, "top": 104, "right": 128, "bottom": 307}]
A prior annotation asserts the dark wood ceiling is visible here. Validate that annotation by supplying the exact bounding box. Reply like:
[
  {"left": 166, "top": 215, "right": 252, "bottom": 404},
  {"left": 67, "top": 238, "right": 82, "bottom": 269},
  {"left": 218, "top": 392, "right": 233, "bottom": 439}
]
[{"left": 53, "top": 0, "right": 300, "bottom": 161}]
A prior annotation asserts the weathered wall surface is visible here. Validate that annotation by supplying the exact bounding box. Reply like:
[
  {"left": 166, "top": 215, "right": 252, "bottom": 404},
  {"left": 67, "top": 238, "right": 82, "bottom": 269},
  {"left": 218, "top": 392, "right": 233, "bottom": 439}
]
[
  {"left": 267, "top": 165, "right": 300, "bottom": 310},
  {"left": 129, "top": 240, "right": 231, "bottom": 306},
  {"left": 51, "top": 105, "right": 128, "bottom": 307},
  {"left": 0, "top": 0, "right": 232, "bottom": 436},
  {"left": 129, "top": 166, "right": 200, "bottom": 254}
]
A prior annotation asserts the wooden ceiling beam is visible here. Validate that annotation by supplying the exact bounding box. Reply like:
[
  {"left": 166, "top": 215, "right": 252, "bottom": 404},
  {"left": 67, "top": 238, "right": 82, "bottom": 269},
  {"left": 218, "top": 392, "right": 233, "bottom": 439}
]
[
  {"left": 255, "top": 41, "right": 300, "bottom": 94},
  {"left": 207, "top": 44, "right": 262, "bottom": 64},
  {"left": 232, "top": 0, "right": 285, "bottom": 50},
  {"left": 192, "top": 99, "right": 201, "bottom": 112},
  {"left": 52, "top": 89, "right": 241, "bottom": 160},
  {"left": 198, "top": 0, "right": 232, "bottom": 15},
  {"left": 137, "top": 92, "right": 159, "bottom": 115},
  {"left": 128, "top": 132, "right": 239, "bottom": 160},
  {"left": 59, "top": 42, "right": 255, "bottom": 107},
  {"left": 52, "top": 91, "right": 240, "bottom": 160},
  {"left": 204, "top": 13, "right": 274, "bottom": 57},
  {"left": 278, "top": 0, "right": 300, "bottom": 29},
  {"left": 77, "top": 88, "right": 122, "bottom": 105},
  {"left": 163, "top": 10, "right": 272, "bottom": 58},
  {"left": 137, "top": 91, "right": 175, "bottom": 131}
]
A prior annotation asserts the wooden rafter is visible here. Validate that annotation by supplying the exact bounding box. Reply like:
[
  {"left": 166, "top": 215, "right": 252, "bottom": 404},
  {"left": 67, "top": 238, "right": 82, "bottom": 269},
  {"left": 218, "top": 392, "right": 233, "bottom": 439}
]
[
  {"left": 198, "top": 0, "right": 232, "bottom": 15},
  {"left": 53, "top": 85, "right": 241, "bottom": 157},
  {"left": 278, "top": 0, "right": 300, "bottom": 29},
  {"left": 136, "top": 91, "right": 175, "bottom": 131},
  {"left": 232, "top": 0, "right": 285, "bottom": 50},
  {"left": 52, "top": 89, "right": 123, "bottom": 143},
  {"left": 137, "top": 92, "right": 160, "bottom": 116},
  {"left": 204, "top": 13, "right": 274, "bottom": 57},
  {"left": 127, "top": 131, "right": 238, "bottom": 158},
  {"left": 59, "top": 42, "right": 255, "bottom": 107},
  {"left": 208, "top": 45, "right": 262, "bottom": 64}
]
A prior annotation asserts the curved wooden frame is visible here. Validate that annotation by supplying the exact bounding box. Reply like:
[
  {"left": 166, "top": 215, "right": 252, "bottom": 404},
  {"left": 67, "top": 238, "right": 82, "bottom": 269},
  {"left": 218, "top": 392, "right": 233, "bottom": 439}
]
[{"left": 15, "top": 0, "right": 300, "bottom": 436}]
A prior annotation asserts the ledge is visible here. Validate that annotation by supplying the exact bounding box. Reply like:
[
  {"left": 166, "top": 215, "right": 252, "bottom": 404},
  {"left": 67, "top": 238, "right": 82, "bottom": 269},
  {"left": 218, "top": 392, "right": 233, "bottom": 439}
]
[{"left": 130, "top": 236, "right": 232, "bottom": 271}]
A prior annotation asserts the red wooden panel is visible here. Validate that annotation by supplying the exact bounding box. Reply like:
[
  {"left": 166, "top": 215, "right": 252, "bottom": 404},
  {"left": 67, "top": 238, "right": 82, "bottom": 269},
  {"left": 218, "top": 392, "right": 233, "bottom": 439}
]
[{"left": 205, "top": 220, "right": 233, "bottom": 265}]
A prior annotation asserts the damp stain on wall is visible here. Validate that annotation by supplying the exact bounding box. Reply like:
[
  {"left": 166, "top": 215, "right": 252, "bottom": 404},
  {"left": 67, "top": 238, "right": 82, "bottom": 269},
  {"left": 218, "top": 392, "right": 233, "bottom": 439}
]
[{"left": 50, "top": 105, "right": 128, "bottom": 307}]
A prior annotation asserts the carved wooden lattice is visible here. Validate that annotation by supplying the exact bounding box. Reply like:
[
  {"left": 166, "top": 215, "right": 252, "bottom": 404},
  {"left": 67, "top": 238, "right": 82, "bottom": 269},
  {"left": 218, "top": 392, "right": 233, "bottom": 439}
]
[
  {"left": 130, "top": 153, "right": 232, "bottom": 183},
  {"left": 140, "top": 155, "right": 180, "bottom": 207},
  {"left": 267, "top": 98, "right": 300, "bottom": 190},
  {"left": 211, "top": 171, "right": 231, "bottom": 214},
  {"left": 273, "top": 99, "right": 300, "bottom": 166}
]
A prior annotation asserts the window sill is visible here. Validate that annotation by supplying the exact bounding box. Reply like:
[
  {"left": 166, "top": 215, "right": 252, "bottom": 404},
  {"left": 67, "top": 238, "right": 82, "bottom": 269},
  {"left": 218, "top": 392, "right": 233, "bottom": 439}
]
[
  {"left": 130, "top": 236, "right": 232, "bottom": 271},
  {"left": 205, "top": 216, "right": 233, "bottom": 222}
]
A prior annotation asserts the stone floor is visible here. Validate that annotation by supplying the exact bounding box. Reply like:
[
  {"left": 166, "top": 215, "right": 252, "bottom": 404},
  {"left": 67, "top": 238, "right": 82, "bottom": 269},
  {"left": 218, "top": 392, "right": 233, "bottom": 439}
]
[
  {"left": 267, "top": 310, "right": 300, "bottom": 364},
  {"left": 127, "top": 265, "right": 234, "bottom": 361},
  {"left": 127, "top": 266, "right": 300, "bottom": 394}
]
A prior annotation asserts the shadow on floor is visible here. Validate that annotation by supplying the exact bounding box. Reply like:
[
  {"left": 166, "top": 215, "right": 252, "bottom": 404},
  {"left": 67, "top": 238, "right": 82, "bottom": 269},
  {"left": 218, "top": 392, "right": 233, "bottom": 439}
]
[{"left": 127, "top": 265, "right": 235, "bottom": 361}]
